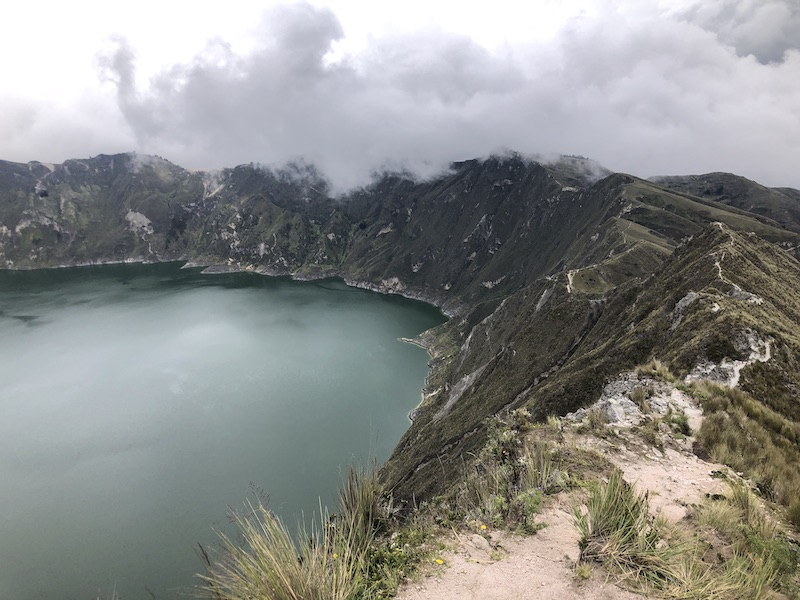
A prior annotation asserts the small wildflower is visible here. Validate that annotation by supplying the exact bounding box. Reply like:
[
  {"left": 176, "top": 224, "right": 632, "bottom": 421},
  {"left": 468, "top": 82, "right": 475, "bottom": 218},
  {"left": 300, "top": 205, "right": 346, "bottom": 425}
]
[
  {"left": 480, "top": 524, "right": 487, "bottom": 531},
  {"left": 435, "top": 558, "right": 444, "bottom": 565},
  {"left": 333, "top": 553, "right": 338, "bottom": 559}
]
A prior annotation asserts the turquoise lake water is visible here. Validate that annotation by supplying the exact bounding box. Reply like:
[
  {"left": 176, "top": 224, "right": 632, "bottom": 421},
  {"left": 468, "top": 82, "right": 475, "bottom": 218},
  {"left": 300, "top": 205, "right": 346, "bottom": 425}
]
[{"left": 0, "top": 263, "right": 444, "bottom": 599}]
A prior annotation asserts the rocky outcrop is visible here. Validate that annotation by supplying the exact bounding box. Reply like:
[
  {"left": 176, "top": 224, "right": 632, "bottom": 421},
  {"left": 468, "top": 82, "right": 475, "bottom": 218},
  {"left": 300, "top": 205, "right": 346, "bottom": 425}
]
[
  {"left": 565, "top": 372, "right": 698, "bottom": 429},
  {"left": 685, "top": 328, "right": 772, "bottom": 388}
]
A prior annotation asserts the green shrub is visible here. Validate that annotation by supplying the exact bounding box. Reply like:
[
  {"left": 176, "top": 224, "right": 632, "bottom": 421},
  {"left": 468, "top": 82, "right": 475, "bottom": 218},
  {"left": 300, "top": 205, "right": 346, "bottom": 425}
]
[{"left": 362, "top": 512, "right": 439, "bottom": 599}]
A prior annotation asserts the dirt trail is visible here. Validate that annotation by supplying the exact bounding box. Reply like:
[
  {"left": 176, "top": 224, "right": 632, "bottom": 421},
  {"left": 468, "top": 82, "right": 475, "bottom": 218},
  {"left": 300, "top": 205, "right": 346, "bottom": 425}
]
[
  {"left": 397, "top": 504, "right": 642, "bottom": 600},
  {"left": 396, "top": 391, "right": 730, "bottom": 600}
]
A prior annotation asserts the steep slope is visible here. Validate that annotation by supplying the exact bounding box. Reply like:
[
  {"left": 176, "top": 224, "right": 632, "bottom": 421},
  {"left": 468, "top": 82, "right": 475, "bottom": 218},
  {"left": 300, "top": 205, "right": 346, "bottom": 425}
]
[
  {"left": 2, "top": 152, "right": 800, "bottom": 502},
  {"left": 379, "top": 224, "right": 800, "bottom": 497}
]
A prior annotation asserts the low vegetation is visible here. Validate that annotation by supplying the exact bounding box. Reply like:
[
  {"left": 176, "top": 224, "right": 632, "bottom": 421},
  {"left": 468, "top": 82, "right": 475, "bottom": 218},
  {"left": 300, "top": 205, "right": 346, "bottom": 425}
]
[
  {"left": 450, "top": 410, "right": 569, "bottom": 533},
  {"left": 573, "top": 468, "right": 799, "bottom": 598},
  {"left": 573, "top": 470, "right": 675, "bottom": 590},
  {"left": 197, "top": 411, "right": 610, "bottom": 599},
  {"left": 691, "top": 380, "right": 800, "bottom": 509},
  {"left": 199, "top": 477, "right": 374, "bottom": 599},
  {"left": 199, "top": 363, "right": 800, "bottom": 599}
]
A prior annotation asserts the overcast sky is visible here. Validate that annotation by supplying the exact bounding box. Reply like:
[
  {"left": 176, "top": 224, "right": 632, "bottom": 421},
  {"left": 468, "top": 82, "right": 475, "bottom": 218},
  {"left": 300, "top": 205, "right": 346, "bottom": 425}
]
[{"left": 1, "top": 0, "right": 798, "bottom": 191}]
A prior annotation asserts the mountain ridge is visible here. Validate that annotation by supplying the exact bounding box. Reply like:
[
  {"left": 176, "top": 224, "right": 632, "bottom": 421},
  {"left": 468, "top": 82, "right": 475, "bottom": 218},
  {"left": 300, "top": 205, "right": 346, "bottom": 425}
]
[{"left": 2, "top": 151, "right": 800, "bottom": 501}]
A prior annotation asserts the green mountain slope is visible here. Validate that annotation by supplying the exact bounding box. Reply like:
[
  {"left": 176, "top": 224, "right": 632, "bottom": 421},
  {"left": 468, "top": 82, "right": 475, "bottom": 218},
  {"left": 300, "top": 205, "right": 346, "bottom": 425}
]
[
  {"left": 380, "top": 224, "right": 800, "bottom": 496},
  {"left": 651, "top": 172, "right": 800, "bottom": 235},
  {"left": 2, "top": 152, "right": 800, "bottom": 500}
]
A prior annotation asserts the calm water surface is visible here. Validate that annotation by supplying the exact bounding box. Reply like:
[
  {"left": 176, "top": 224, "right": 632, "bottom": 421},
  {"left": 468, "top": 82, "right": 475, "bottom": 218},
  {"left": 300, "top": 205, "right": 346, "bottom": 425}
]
[{"left": 0, "top": 263, "right": 444, "bottom": 599}]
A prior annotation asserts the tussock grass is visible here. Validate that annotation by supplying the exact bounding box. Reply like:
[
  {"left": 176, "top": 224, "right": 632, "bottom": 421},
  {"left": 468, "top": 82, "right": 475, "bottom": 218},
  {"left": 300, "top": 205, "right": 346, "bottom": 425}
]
[
  {"left": 198, "top": 465, "right": 442, "bottom": 600},
  {"left": 664, "top": 407, "right": 692, "bottom": 437},
  {"left": 198, "top": 502, "right": 358, "bottom": 600},
  {"left": 788, "top": 500, "right": 800, "bottom": 530},
  {"left": 667, "top": 548, "right": 778, "bottom": 600},
  {"left": 573, "top": 469, "right": 675, "bottom": 590},
  {"left": 690, "top": 480, "right": 799, "bottom": 598},
  {"left": 199, "top": 477, "right": 378, "bottom": 600},
  {"left": 630, "top": 384, "right": 652, "bottom": 413},
  {"left": 636, "top": 359, "right": 677, "bottom": 382},
  {"left": 572, "top": 471, "right": 799, "bottom": 598},
  {"left": 691, "top": 381, "right": 800, "bottom": 506},
  {"left": 338, "top": 463, "right": 393, "bottom": 552}
]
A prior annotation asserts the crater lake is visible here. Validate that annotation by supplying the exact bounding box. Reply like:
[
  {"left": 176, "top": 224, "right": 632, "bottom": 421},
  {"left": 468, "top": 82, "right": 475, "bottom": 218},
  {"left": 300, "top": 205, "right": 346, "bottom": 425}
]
[{"left": 0, "top": 263, "right": 445, "bottom": 599}]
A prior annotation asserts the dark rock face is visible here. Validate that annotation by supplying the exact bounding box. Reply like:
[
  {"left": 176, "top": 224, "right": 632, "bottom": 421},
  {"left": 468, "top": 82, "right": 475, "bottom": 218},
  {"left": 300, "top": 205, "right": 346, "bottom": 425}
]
[{"left": 2, "top": 151, "right": 800, "bottom": 498}]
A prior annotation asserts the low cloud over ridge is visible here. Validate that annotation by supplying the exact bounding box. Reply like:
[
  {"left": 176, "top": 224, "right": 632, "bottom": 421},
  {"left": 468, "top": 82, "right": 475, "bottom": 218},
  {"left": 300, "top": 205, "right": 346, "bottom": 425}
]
[{"left": 14, "top": 1, "right": 800, "bottom": 191}]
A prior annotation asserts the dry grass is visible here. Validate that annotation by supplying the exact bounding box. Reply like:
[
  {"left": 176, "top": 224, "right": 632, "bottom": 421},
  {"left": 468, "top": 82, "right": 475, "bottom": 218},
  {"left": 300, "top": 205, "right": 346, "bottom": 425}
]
[
  {"left": 636, "top": 359, "right": 677, "bottom": 383},
  {"left": 572, "top": 470, "right": 799, "bottom": 598},
  {"left": 199, "top": 466, "right": 387, "bottom": 600},
  {"left": 692, "top": 381, "right": 800, "bottom": 506},
  {"left": 573, "top": 469, "right": 676, "bottom": 591}
]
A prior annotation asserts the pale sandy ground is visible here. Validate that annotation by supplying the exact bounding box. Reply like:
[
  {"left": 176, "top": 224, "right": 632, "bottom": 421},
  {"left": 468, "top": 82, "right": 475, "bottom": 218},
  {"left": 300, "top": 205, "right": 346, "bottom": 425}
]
[
  {"left": 396, "top": 392, "right": 730, "bottom": 600},
  {"left": 397, "top": 505, "right": 644, "bottom": 600}
]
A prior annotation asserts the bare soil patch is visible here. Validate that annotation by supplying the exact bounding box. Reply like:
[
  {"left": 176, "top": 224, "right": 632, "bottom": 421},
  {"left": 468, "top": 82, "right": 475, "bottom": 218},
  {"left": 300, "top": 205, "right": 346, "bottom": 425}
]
[{"left": 397, "top": 385, "right": 733, "bottom": 600}]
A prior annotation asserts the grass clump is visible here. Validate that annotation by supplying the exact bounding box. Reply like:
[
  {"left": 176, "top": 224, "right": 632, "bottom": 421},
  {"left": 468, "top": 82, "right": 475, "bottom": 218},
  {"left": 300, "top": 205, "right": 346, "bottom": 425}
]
[
  {"left": 199, "top": 465, "right": 440, "bottom": 600},
  {"left": 788, "top": 500, "right": 800, "bottom": 530},
  {"left": 636, "top": 359, "right": 677, "bottom": 383},
  {"left": 691, "top": 481, "right": 800, "bottom": 598},
  {"left": 572, "top": 469, "right": 800, "bottom": 598},
  {"left": 574, "top": 562, "right": 592, "bottom": 580},
  {"left": 573, "top": 469, "right": 674, "bottom": 590},
  {"left": 199, "top": 467, "right": 384, "bottom": 600},
  {"left": 630, "top": 384, "right": 653, "bottom": 413},
  {"left": 664, "top": 407, "right": 692, "bottom": 437},
  {"left": 199, "top": 500, "right": 369, "bottom": 600}
]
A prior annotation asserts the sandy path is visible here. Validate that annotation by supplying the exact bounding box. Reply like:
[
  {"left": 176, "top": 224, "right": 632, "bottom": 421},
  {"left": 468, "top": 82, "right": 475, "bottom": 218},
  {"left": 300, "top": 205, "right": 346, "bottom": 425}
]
[
  {"left": 396, "top": 504, "right": 643, "bottom": 600},
  {"left": 615, "top": 445, "right": 729, "bottom": 522},
  {"left": 397, "top": 388, "right": 731, "bottom": 600}
]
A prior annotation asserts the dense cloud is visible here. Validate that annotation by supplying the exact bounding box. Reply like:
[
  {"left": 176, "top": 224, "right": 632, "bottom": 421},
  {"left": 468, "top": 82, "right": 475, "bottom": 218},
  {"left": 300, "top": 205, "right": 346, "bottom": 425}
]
[
  {"left": 673, "top": 0, "right": 800, "bottom": 64},
  {"left": 7, "top": 1, "right": 800, "bottom": 191}
]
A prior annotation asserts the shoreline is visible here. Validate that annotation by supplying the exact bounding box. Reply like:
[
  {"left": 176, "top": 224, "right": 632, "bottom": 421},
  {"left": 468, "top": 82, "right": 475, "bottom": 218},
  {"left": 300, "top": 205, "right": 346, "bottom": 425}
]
[
  {"left": 2, "top": 256, "right": 461, "bottom": 317},
  {"left": 2, "top": 255, "right": 452, "bottom": 425}
]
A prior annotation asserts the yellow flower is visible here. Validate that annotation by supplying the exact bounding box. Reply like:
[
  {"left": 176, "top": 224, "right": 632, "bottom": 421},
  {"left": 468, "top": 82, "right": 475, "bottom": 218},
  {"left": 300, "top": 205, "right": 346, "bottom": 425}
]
[
  {"left": 480, "top": 524, "right": 487, "bottom": 531},
  {"left": 435, "top": 558, "right": 444, "bottom": 565},
  {"left": 333, "top": 553, "right": 338, "bottom": 559}
]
